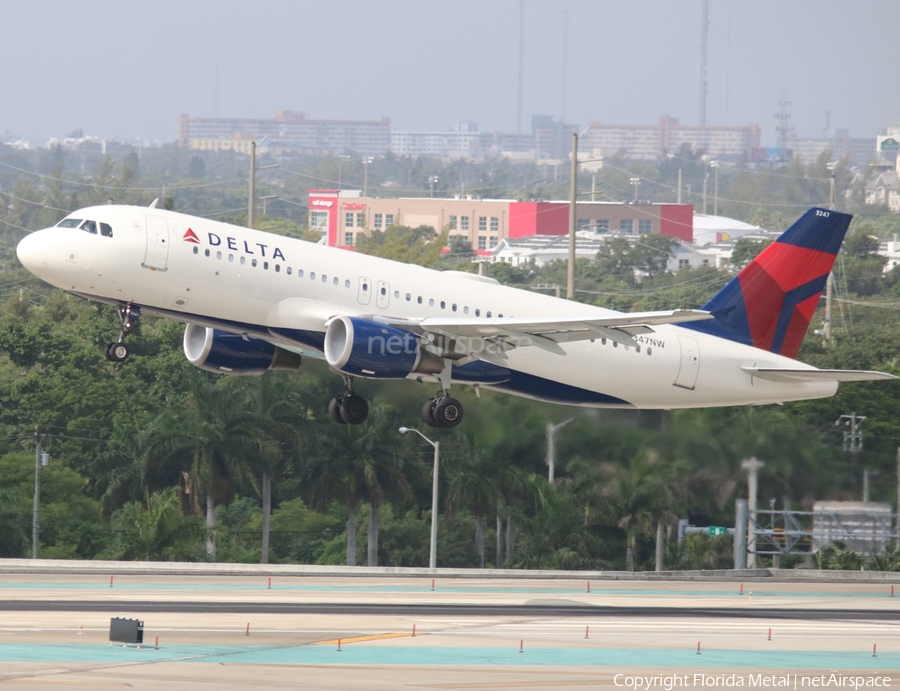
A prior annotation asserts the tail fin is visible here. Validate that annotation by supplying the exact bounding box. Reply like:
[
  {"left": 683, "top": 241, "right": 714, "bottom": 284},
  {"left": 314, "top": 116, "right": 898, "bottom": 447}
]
[{"left": 683, "top": 207, "right": 850, "bottom": 358}]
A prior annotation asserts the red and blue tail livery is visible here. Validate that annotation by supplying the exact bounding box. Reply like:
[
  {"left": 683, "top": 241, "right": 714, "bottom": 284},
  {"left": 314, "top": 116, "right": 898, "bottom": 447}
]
[{"left": 686, "top": 208, "right": 848, "bottom": 358}]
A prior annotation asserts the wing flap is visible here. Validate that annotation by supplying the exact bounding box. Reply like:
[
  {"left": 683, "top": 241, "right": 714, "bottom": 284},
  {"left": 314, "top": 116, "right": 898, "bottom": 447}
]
[
  {"left": 742, "top": 367, "right": 897, "bottom": 383},
  {"left": 414, "top": 309, "right": 710, "bottom": 358}
]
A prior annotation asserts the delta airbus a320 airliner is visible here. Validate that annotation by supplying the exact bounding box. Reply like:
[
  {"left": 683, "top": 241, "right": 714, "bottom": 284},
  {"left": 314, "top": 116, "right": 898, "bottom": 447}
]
[{"left": 15, "top": 204, "right": 894, "bottom": 428}]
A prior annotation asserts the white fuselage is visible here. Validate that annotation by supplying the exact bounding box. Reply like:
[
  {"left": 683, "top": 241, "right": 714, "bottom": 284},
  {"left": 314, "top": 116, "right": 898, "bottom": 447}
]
[{"left": 16, "top": 205, "right": 837, "bottom": 408}]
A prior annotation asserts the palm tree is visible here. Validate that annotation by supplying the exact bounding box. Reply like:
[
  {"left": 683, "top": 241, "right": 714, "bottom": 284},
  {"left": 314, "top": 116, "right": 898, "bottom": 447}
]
[
  {"left": 234, "top": 373, "right": 319, "bottom": 564},
  {"left": 0, "top": 486, "right": 29, "bottom": 558},
  {"left": 144, "top": 378, "right": 280, "bottom": 561},
  {"left": 304, "top": 403, "right": 414, "bottom": 567},
  {"left": 353, "top": 404, "right": 413, "bottom": 566},
  {"left": 89, "top": 415, "right": 183, "bottom": 518},
  {"left": 587, "top": 451, "right": 673, "bottom": 571},
  {"left": 108, "top": 487, "right": 206, "bottom": 561},
  {"left": 446, "top": 438, "right": 502, "bottom": 568}
]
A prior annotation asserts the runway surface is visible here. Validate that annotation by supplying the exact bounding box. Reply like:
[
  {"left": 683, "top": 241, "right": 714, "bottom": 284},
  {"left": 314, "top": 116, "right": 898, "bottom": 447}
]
[{"left": 0, "top": 573, "right": 896, "bottom": 690}]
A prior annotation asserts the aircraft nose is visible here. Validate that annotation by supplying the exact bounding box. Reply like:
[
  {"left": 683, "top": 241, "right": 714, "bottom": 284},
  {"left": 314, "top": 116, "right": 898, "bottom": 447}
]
[{"left": 16, "top": 230, "right": 48, "bottom": 273}]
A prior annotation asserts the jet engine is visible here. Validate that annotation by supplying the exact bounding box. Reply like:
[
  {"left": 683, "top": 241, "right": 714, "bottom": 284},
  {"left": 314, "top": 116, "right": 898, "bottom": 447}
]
[
  {"left": 324, "top": 316, "right": 443, "bottom": 379},
  {"left": 183, "top": 324, "right": 301, "bottom": 376}
]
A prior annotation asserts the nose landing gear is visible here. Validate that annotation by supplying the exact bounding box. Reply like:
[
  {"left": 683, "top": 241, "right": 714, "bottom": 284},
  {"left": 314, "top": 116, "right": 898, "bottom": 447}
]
[{"left": 104, "top": 303, "right": 139, "bottom": 362}]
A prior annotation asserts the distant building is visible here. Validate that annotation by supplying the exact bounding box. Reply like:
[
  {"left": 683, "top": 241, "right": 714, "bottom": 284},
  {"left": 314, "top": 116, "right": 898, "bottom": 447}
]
[
  {"left": 787, "top": 129, "right": 875, "bottom": 167},
  {"left": 862, "top": 156, "right": 900, "bottom": 212},
  {"left": 391, "top": 122, "right": 490, "bottom": 159},
  {"left": 583, "top": 115, "right": 761, "bottom": 162},
  {"left": 306, "top": 190, "right": 693, "bottom": 251},
  {"left": 177, "top": 110, "right": 391, "bottom": 155}
]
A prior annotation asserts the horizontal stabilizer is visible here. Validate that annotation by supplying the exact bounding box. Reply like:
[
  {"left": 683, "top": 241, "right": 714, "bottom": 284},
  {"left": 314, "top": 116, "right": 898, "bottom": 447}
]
[{"left": 741, "top": 367, "right": 897, "bottom": 383}]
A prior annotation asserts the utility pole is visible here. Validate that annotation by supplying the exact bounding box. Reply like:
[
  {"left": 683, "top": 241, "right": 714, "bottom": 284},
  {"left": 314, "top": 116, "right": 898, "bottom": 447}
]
[
  {"left": 838, "top": 413, "right": 866, "bottom": 501},
  {"left": 711, "top": 160, "right": 720, "bottom": 215},
  {"left": 248, "top": 141, "right": 256, "bottom": 229},
  {"left": 567, "top": 132, "right": 577, "bottom": 299},
  {"left": 702, "top": 171, "right": 708, "bottom": 214},
  {"left": 741, "top": 457, "right": 764, "bottom": 568},
  {"left": 545, "top": 418, "right": 574, "bottom": 483},
  {"left": 248, "top": 137, "right": 276, "bottom": 229},
  {"left": 838, "top": 413, "right": 865, "bottom": 454},
  {"left": 677, "top": 168, "right": 682, "bottom": 204},
  {"left": 362, "top": 157, "right": 374, "bottom": 197},
  {"left": 32, "top": 427, "right": 42, "bottom": 559},
  {"left": 863, "top": 469, "right": 879, "bottom": 503},
  {"left": 824, "top": 163, "right": 837, "bottom": 341}
]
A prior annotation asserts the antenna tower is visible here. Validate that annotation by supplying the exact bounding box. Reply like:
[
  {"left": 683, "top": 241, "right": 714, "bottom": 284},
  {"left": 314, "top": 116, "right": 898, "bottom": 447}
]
[
  {"left": 774, "top": 92, "right": 793, "bottom": 150},
  {"left": 699, "top": 0, "right": 709, "bottom": 126}
]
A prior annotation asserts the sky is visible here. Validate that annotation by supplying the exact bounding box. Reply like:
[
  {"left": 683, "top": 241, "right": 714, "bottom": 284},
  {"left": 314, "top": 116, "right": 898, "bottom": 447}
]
[{"left": 2, "top": 0, "right": 896, "bottom": 146}]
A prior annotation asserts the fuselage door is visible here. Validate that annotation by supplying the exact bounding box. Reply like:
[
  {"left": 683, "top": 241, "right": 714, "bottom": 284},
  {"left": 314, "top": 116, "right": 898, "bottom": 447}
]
[
  {"left": 142, "top": 216, "right": 169, "bottom": 270},
  {"left": 376, "top": 280, "right": 390, "bottom": 309},
  {"left": 357, "top": 277, "right": 372, "bottom": 305},
  {"left": 673, "top": 334, "right": 700, "bottom": 390}
]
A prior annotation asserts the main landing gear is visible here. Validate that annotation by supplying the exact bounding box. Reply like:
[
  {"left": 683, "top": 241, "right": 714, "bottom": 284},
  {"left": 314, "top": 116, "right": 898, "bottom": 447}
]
[
  {"left": 328, "top": 376, "right": 369, "bottom": 425},
  {"left": 104, "top": 303, "right": 140, "bottom": 363},
  {"left": 421, "top": 392, "right": 464, "bottom": 429}
]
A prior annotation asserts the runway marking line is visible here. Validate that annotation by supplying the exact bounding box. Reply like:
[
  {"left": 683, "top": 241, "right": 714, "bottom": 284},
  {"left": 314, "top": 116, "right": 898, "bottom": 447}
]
[
  {"left": 313, "top": 632, "right": 415, "bottom": 645},
  {"left": 0, "top": 682, "right": 127, "bottom": 687}
]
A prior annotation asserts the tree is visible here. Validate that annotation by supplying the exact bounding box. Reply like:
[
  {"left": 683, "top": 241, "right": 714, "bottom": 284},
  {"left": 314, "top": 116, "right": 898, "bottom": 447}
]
[
  {"left": 143, "top": 378, "right": 279, "bottom": 560},
  {"left": 445, "top": 438, "right": 502, "bottom": 567},
  {"left": 106, "top": 487, "right": 206, "bottom": 561},
  {"left": 0, "top": 486, "right": 29, "bottom": 557}
]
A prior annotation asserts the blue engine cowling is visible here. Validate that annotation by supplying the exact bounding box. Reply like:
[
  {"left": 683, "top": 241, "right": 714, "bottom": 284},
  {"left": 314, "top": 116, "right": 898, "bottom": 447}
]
[
  {"left": 324, "top": 316, "right": 443, "bottom": 379},
  {"left": 183, "top": 324, "right": 301, "bottom": 376}
]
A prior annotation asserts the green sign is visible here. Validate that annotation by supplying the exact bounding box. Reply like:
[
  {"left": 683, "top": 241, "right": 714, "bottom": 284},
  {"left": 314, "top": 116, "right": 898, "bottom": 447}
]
[
  {"left": 879, "top": 137, "right": 899, "bottom": 151},
  {"left": 708, "top": 526, "right": 727, "bottom": 536}
]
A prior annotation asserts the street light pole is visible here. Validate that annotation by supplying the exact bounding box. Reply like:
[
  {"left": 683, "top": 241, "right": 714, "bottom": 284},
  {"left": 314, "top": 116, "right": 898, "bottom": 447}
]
[
  {"left": 630, "top": 177, "right": 641, "bottom": 203},
  {"left": 429, "top": 175, "right": 439, "bottom": 198},
  {"left": 32, "top": 427, "right": 44, "bottom": 559},
  {"left": 399, "top": 427, "right": 440, "bottom": 569},
  {"left": 741, "top": 457, "right": 764, "bottom": 568},
  {"left": 545, "top": 418, "right": 574, "bottom": 483}
]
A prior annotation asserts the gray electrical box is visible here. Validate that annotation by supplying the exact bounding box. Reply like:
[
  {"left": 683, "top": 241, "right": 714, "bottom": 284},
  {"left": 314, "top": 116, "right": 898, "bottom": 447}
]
[{"left": 109, "top": 617, "right": 144, "bottom": 645}]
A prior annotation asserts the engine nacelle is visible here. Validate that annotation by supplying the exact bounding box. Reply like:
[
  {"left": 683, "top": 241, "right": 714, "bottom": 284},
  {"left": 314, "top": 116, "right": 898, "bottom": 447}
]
[
  {"left": 183, "top": 324, "right": 301, "bottom": 376},
  {"left": 324, "top": 316, "right": 444, "bottom": 379}
]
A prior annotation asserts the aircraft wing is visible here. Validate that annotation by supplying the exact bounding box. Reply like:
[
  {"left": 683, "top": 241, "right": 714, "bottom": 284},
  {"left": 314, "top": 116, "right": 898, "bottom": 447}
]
[
  {"left": 400, "top": 309, "right": 713, "bottom": 358},
  {"left": 741, "top": 367, "right": 898, "bottom": 383}
]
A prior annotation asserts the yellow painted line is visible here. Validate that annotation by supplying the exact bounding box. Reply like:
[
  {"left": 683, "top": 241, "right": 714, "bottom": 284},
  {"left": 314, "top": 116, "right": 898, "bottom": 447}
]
[
  {"left": 1, "top": 682, "right": 128, "bottom": 687},
  {"left": 313, "top": 632, "right": 415, "bottom": 645}
]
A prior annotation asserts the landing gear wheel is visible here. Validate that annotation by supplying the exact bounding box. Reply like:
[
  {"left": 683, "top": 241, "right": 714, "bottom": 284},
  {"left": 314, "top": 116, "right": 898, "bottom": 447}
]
[
  {"left": 433, "top": 397, "right": 463, "bottom": 428},
  {"left": 104, "top": 303, "right": 140, "bottom": 363},
  {"left": 328, "top": 397, "right": 347, "bottom": 424},
  {"left": 106, "top": 342, "right": 129, "bottom": 362},
  {"left": 339, "top": 394, "right": 369, "bottom": 425},
  {"left": 421, "top": 398, "right": 440, "bottom": 427}
]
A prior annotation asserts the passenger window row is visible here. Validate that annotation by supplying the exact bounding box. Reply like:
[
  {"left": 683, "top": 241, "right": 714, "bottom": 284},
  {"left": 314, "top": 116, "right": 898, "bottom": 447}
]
[{"left": 192, "top": 244, "right": 504, "bottom": 318}]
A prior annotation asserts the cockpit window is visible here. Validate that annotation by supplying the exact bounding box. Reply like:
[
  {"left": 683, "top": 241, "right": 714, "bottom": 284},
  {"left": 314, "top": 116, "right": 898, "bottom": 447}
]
[
  {"left": 100, "top": 222, "right": 113, "bottom": 238},
  {"left": 57, "top": 218, "right": 82, "bottom": 228},
  {"left": 79, "top": 220, "right": 97, "bottom": 234}
]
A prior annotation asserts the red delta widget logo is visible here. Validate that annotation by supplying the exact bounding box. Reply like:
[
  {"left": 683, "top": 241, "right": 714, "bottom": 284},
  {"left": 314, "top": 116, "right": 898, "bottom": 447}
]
[{"left": 182, "top": 228, "right": 287, "bottom": 261}]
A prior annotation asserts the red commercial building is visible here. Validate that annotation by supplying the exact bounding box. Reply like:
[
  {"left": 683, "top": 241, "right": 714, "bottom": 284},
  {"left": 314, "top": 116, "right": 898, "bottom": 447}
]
[{"left": 307, "top": 190, "right": 693, "bottom": 251}]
